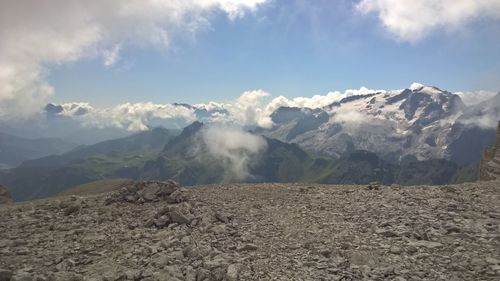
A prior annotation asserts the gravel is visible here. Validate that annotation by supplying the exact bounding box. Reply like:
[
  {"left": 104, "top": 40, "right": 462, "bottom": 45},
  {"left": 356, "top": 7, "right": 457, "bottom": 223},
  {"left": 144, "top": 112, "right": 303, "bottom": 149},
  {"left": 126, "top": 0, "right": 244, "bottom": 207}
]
[{"left": 0, "top": 181, "right": 499, "bottom": 280}]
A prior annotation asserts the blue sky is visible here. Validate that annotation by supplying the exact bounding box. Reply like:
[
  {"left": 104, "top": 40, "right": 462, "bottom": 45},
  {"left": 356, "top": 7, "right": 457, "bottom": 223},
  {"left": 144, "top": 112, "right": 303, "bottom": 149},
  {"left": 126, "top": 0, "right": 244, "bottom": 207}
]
[
  {"left": 44, "top": 0, "right": 500, "bottom": 106},
  {"left": 1, "top": 0, "right": 500, "bottom": 115}
]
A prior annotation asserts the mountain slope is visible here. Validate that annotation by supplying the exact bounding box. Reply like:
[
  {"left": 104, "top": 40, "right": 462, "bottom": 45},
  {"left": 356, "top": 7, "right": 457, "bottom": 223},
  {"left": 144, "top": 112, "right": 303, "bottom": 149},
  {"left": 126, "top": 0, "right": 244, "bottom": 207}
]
[
  {"left": 142, "top": 122, "right": 333, "bottom": 185},
  {"left": 447, "top": 93, "right": 500, "bottom": 164},
  {"left": 0, "top": 132, "right": 77, "bottom": 167},
  {"left": 0, "top": 128, "right": 179, "bottom": 201}
]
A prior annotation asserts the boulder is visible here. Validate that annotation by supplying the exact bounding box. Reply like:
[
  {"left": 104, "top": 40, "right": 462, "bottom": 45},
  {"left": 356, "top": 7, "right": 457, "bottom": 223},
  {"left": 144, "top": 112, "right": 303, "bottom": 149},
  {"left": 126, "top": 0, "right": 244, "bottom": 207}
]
[
  {"left": 0, "top": 184, "right": 13, "bottom": 204},
  {"left": 105, "top": 180, "right": 184, "bottom": 204}
]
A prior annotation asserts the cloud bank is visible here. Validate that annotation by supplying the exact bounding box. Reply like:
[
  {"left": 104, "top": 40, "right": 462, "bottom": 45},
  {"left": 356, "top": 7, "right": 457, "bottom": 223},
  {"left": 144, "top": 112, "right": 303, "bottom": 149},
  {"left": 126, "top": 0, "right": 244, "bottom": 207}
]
[
  {"left": 455, "top": 90, "right": 499, "bottom": 106},
  {"left": 40, "top": 86, "right": 399, "bottom": 131},
  {"left": 357, "top": 0, "right": 500, "bottom": 42},
  {"left": 0, "top": 0, "right": 267, "bottom": 118},
  {"left": 15, "top": 84, "right": 500, "bottom": 136}
]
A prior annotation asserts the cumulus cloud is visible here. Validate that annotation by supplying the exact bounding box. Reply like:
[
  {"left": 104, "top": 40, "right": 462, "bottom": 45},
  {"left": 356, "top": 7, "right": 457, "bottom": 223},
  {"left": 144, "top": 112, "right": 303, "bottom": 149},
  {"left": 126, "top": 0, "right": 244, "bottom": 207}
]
[
  {"left": 356, "top": 0, "right": 500, "bottom": 42},
  {"left": 42, "top": 86, "right": 389, "bottom": 131},
  {"left": 0, "top": 0, "right": 268, "bottom": 118},
  {"left": 48, "top": 101, "right": 196, "bottom": 131},
  {"left": 224, "top": 89, "right": 273, "bottom": 128},
  {"left": 200, "top": 125, "right": 267, "bottom": 180},
  {"left": 57, "top": 102, "right": 95, "bottom": 116},
  {"left": 192, "top": 87, "right": 382, "bottom": 129},
  {"left": 39, "top": 84, "right": 500, "bottom": 132},
  {"left": 265, "top": 86, "right": 383, "bottom": 114},
  {"left": 89, "top": 102, "right": 198, "bottom": 131},
  {"left": 455, "top": 90, "right": 499, "bottom": 106}
]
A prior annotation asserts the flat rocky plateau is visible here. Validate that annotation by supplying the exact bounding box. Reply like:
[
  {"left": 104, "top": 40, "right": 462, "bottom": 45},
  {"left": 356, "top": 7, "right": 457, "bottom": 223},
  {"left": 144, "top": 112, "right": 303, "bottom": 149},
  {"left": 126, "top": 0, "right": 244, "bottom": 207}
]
[{"left": 1, "top": 181, "right": 499, "bottom": 281}]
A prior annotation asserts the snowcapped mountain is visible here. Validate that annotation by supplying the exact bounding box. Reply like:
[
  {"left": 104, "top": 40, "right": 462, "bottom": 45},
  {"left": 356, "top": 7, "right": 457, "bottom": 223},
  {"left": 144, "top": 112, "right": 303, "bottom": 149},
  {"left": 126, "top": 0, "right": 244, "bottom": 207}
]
[
  {"left": 257, "top": 83, "right": 496, "bottom": 164},
  {"left": 5, "top": 83, "right": 498, "bottom": 166}
]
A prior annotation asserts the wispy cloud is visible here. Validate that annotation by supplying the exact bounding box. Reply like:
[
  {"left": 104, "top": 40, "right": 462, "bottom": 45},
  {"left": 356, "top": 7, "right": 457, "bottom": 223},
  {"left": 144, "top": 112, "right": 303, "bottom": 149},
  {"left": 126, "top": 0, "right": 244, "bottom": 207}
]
[
  {"left": 455, "top": 90, "right": 499, "bottom": 106},
  {"left": 199, "top": 124, "right": 267, "bottom": 180}
]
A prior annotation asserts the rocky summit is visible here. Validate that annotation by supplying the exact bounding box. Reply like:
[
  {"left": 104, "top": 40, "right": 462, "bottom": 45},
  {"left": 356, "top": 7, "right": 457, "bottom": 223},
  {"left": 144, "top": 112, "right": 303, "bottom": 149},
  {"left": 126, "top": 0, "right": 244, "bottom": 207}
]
[{"left": 0, "top": 181, "right": 499, "bottom": 281}]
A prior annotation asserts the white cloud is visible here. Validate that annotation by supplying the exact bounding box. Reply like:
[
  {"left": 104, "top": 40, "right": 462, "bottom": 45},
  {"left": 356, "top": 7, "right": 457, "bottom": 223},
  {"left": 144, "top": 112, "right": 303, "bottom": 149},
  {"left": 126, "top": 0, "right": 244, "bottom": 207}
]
[
  {"left": 265, "top": 86, "right": 383, "bottom": 113},
  {"left": 356, "top": 0, "right": 500, "bottom": 42},
  {"left": 214, "top": 89, "right": 274, "bottom": 128},
  {"left": 60, "top": 102, "right": 94, "bottom": 116},
  {"left": 455, "top": 90, "right": 499, "bottom": 106},
  {"left": 53, "top": 101, "right": 196, "bottom": 131},
  {"left": 0, "top": 0, "right": 268, "bottom": 118},
  {"left": 331, "top": 108, "right": 369, "bottom": 126},
  {"left": 200, "top": 125, "right": 267, "bottom": 180},
  {"left": 103, "top": 44, "right": 122, "bottom": 67},
  {"left": 91, "top": 102, "right": 197, "bottom": 131},
  {"left": 46, "top": 86, "right": 388, "bottom": 131},
  {"left": 459, "top": 114, "right": 500, "bottom": 129},
  {"left": 43, "top": 84, "right": 499, "bottom": 132}
]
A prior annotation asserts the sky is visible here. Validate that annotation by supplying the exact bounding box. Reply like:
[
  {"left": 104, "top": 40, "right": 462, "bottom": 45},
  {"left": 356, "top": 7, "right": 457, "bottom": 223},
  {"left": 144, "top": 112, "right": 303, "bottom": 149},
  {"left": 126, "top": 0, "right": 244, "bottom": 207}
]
[{"left": 1, "top": 0, "right": 500, "bottom": 117}]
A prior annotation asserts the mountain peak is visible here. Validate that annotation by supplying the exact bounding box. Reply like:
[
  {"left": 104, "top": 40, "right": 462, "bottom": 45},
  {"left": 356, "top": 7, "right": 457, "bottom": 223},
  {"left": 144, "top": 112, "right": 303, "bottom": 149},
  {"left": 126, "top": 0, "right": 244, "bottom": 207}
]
[
  {"left": 408, "top": 83, "right": 448, "bottom": 97},
  {"left": 409, "top": 82, "right": 425, "bottom": 91}
]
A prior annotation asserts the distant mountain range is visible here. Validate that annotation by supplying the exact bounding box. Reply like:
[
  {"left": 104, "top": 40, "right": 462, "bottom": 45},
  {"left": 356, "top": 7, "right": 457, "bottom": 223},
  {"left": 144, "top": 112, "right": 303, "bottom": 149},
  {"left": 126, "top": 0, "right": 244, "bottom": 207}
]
[
  {"left": 0, "top": 84, "right": 496, "bottom": 201},
  {"left": 0, "top": 132, "right": 77, "bottom": 168},
  {"left": 0, "top": 121, "right": 475, "bottom": 201},
  {"left": 0, "top": 128, "right": 179, "bottom": 200}
]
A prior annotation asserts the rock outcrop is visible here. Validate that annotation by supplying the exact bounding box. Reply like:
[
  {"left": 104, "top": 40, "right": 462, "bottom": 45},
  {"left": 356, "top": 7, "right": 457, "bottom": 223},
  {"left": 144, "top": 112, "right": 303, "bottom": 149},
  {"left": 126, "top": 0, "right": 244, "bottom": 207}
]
[
  {"left": 104, "top": 180, "right": 184, "bottom": 204},
  {"left": 480, "top": 121, "right": 500, "bottom": 181},
  {"left": 0, "top": 184, "right": 12, "bottom": 204}
]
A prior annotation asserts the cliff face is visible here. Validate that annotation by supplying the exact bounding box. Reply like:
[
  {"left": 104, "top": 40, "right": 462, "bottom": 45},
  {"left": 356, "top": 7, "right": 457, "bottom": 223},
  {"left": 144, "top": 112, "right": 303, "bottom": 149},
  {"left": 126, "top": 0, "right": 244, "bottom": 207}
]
[{"left": 480, "top": 121, "right": 500, "bottom": 181}]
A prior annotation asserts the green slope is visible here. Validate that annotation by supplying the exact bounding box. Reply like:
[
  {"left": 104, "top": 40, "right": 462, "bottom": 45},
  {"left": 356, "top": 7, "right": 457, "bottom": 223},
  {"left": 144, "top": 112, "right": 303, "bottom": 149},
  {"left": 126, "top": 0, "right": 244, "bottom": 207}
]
[{"left": 0, "top": 127, "right": 179, "bottom": 201}]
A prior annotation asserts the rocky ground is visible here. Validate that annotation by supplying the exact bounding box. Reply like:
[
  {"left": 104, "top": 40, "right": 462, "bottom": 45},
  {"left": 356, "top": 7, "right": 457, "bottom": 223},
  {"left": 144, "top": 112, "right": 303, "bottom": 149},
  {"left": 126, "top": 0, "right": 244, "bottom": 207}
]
[{"left": 0, "top": 181, "right": 499, "bottom": 281}]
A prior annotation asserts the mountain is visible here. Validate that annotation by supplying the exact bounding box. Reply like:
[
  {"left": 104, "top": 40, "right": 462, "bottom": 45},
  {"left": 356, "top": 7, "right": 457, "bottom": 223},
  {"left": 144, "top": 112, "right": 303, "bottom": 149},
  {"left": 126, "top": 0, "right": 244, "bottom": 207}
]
[
  {"left": 1, "top": 113, "right": 483, "bottom": 202},
  {"left": 447, "top": 94, "right": 500, "bottom": 165},
  {"left": 258, "top": 86, "right": 500, "bottom": 168},
  {"left": 0, "top": 111, "right": 132, "bottom": 146},
  {"left": 142, "top": 122, "right": 332, "bottom": 185},
  {"left": 258, "top": 84, "right": 490, "bottom": 163},
  {"left": 314, "top": 150, "right": 464, "bottom": 186},
  {"left": 0, "top": 127, "right": 179, "bottom": 201},
  {"left": 0, "top": 122, "right": 337, "bottom": 200},
  {"left": 0, "top": 132, "right": 77, "bottom": 167}
]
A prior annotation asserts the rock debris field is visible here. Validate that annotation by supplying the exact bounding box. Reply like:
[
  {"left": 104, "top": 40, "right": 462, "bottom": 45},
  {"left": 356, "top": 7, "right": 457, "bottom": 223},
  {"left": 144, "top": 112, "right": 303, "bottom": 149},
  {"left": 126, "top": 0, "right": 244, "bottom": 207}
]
[{"left": 1, "top": 181, "right": 500, "bottom": 281}]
